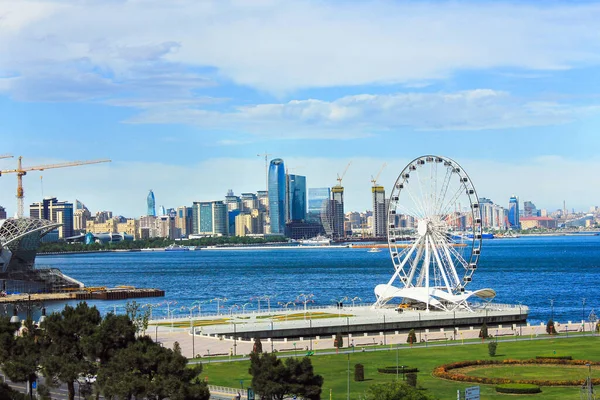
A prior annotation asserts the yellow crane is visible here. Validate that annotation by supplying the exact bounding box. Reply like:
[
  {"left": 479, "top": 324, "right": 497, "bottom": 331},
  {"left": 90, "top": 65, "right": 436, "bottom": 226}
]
[
  {"left": 370, "top": 162, "right": 387, "bottom": 186},
  {"left": 336, "top": 161, "right": 352, "bottom": 187},
  {"left": 0, "top": 156, "right": 111, "bottom": 218}
]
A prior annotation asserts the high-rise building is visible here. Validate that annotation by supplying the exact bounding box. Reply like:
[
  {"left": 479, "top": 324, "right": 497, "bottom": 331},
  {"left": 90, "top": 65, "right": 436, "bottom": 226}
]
[
  {"left": 0, "top": 205, "right": 7, "bottom": 219},
  {"left": 241, "top": 193, "right": 259, "bottom": 212},
  {"left": 156, "top": 215, "right": 176, "bottom": 239},
  {"left": 330, "top": 186, "right": 345, "bottom": 239},
  {"left": 235, "top": 209, "right": 263, "bottom": 236},
  {"left": 372, "top": 185, "right": 387, "bottom": 237},
  {"left": 147, "top": 190, "right": 156, "bottom": 217},
  {"left": 29, "top": 197, "right": 74, "bottom": 239},
  {"left": 508, "top": 195, "right": 520, "bottom": 229},
  {"left": 268, "top": 158, "right": 286, "bottom": 235},
  {"left": 307, "top": 188, "right": 330, "bottom": 224},
  {"left": 225, "top": 190, "right": 242, "bottom": 211},
  {"left": 523, "top": 201, "right": 537, "bottom": 217},
  {"left": 191, "top": 201, "right": 229, "bottom": 236},
  {"left": 257, "top": 191, "right": 268, "bottom": 212},
  {"left": 478, "top": 198, "right": 507, "bottom": 230},
  {"left": 73, "top": 200, "right": 91, "bottom": 233},
  {"left": 286, "top": 174, "right": 306, "bottom": 222},
  {"left": 176, "top": 206, "right": 193, "bottom": 238}
]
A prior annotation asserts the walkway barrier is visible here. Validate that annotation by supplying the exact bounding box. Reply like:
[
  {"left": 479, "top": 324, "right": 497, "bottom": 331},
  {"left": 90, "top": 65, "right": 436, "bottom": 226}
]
[{"left": 208, "top": 385, "right": 247, "bottom": 399}]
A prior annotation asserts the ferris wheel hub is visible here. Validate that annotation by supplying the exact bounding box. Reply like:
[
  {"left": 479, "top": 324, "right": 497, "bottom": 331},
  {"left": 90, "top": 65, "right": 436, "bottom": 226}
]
[{"left": 417, "top": 220, "right": 429, "bottom": 236}]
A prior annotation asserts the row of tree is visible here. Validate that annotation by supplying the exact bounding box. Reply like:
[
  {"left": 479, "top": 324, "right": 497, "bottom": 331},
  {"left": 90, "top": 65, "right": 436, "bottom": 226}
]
[
  {"left": 0, "top": 302, "right": 209, "bottom": 400},
  {"left": 39, "top": 235, "right": 288, "bottom": 252}
]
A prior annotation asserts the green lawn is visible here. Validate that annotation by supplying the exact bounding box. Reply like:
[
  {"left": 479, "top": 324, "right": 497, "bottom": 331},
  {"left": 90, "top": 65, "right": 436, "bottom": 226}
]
[{"left": 200, "top": 336, "right": 600, "bottom": 399}]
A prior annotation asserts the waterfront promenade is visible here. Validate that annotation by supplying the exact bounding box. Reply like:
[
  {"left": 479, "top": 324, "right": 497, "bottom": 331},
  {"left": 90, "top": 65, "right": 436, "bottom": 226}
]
[{"left": 148, "top": 304, "right": 594, "bottom": 359}]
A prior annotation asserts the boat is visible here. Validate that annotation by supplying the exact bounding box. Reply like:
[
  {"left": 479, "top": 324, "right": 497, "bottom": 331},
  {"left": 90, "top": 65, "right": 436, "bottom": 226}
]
[
  {"left": 164, "top": 244, "right": 190, "bottom": 252},
  {"left": 368, "top": 247, "right": 381, "bottom": 253},
  {"left": 298, "top": 236, "right": 331, "bottom": 246}
]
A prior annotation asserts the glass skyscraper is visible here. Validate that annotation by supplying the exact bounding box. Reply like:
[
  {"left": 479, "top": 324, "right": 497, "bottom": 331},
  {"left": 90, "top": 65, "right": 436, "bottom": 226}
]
[
  {"left": 268, "top": 158, "right": 286, "bottom": 235},
  {"left": 287, "top": 174, "right": 306, "bottom": 222},
  {"left": 508, "top": 195, "right": 520, "bottom": 229},
  {"left": 307, "top": 188, "right": 330, "bottom": 223},
  {"left": 147, "top": 190, "right": 156, "bottom": 217}
]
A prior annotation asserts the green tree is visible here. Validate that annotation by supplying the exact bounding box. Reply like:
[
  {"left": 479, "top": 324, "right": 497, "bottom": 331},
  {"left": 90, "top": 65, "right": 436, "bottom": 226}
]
[
  {"left": 97, "top": 337, "right": 208, "bottom": 400},
  {"left": 546, "top": 319, "right": 557, "bottom": 335},
  {"left": 252, "top": 337, "right": 263, "bottom": 354},
  {"left": 87, "top": 313, "right": 136, "bottom": 365},
  {"left": 488, "top": 341, "right": 498, "bottom": 357},
  {"left": 40, "top": 303, "right": 102, "bottom": 400},
  {"left": 363, "top": 380, "right": 435, "bottom": 400},
  {"left": 249, "top": 352, "right": 322, "bottom": 400},
  {"left": 406, "top": 329, "right": 417, "bottom": 345},
  {"left": 249, "top": 352, "right": 288, "bottom": 400},
  {"left": 334, "top": 332, "right": 343, "bottom": 348},
  {"left": 479, "top": 322, "right": 489, "bottom": 339},
  {"left": 124, "top": 300, "right": 150, "bottom": 334},
  {"left": 285, "top": 357, "right": 323, "bottom": 400}
]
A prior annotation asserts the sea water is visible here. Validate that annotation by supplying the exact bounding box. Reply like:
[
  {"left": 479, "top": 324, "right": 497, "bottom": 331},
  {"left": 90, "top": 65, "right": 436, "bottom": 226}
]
[{"left": 31, "top": 235, "right": 600, "bottom": 324}]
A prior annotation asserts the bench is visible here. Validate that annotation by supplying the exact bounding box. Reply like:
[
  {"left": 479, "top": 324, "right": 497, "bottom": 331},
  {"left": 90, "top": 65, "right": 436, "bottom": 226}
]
[
  {"left": 494, "top": 332, "right": 515, "bottom": 337},
  {"left": 427, "top": 337, "right": 449, "bottom": 342}
]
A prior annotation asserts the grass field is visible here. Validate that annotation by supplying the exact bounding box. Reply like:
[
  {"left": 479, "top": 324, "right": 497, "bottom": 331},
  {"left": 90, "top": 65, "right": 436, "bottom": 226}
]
[
  {"left": 200, "top": 336, "right": 600, "bottom": 399},
  {"left": 464, "top": 364, "right": 599, "bottom": 380}
]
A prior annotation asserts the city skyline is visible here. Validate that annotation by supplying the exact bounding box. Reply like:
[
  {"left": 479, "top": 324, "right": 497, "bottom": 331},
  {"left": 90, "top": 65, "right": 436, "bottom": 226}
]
[{"left": 2, "top": 1, "right": 600, "bottom": 216}]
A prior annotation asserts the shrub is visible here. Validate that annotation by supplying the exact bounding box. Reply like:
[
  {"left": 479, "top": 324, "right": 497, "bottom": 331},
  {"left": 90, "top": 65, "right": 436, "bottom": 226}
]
[
  {"left": 546, "top": 319, "right": 557, "bottom": 335},
  {"left": 252, "top": 337, "right": 263, "bottom": 353},
  {"left": 488, "top": 341, "right": 498, "bottom": 357},
  {"left": 334, "top": 332, "right": 343, "bottom": 348},
  {"left": 36, "top": 384, "right": 52, "bottom": 400},
  {"left": 354, "top": 363, "right": 365, "bottom": 382},
  {"left": 406, "top": 329, "right": 417, "bottom": 345},
  {"left": 535, "top": 355, "right": 572, "bottom": 360},
  {"left": 496, "top": 383, "right": 541, "bottom": 394},
  {"left": 479, "top": 322, "right": 489, "bottom": 339},
  {"left": 377, "top": 366, "right": 419, "bottom": 374},
  {"left": 406, "top": 372, "right": 418, "bottom": 387}
]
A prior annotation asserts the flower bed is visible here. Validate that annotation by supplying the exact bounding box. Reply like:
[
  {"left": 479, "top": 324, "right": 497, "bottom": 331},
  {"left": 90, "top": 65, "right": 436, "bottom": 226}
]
[{"left": 433, "top": 359, "right": 600, "bottom": 386}]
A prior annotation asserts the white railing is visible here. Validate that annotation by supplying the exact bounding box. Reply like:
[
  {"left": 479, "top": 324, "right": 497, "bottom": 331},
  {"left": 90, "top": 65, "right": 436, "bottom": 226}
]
[{"left": 208, "top": 385, "right": 247, "bottom": 399}]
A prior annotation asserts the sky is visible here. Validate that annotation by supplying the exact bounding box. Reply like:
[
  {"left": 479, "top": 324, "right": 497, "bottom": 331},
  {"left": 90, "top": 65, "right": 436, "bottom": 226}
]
[{"left": 1, "top": 0, "right": 600, "bottom": 217}]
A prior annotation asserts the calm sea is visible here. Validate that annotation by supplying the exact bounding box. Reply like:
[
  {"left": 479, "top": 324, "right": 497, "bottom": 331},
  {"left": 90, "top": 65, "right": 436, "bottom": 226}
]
[{"left": 32, "top": 235, "right": 600, "bottom": 324}]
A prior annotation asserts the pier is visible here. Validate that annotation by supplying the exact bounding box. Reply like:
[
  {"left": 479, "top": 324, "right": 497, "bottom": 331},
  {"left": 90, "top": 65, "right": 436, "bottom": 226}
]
[{"left": 0, "top": 287, "right": 165, "bottom": 303}]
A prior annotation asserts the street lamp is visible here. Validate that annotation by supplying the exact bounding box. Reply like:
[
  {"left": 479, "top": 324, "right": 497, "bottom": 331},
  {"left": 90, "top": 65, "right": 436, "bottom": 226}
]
[
  {"left": 582, "top": 298, "right": 586, "bottom": 332},
  {"left": 549, "top": 298, "right": 555, "bottom": 322},
  {"left": 210, "top": 297, "right": 227, "bottom": 315},
  {"left": 351, "top": 296, "right": 361, "bottom": 308},
  {"left": 241, "top": 302, "right": 253, "bottom": 313},
  {"left": 297, "top": 293, "right": 314, "bottom": 320}
]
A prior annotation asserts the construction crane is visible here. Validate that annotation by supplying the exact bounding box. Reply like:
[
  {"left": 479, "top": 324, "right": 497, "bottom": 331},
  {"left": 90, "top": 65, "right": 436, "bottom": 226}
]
[
  {"left": 336, "top": 161, "right": 352, "bottom": 187},
  {"left": 0, "top": 156, "right": 111, "bottom": 218},
  {"left": 0, "top": 154, "right": 14, "bottom": 160},
  {"left": 370, "top": 162, "right": 387, "bottom": 186}
]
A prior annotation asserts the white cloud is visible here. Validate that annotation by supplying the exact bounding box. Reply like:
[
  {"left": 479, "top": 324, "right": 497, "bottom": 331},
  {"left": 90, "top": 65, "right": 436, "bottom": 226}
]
[
  {"left": 1, "top": 155, "right": 598, "bottom": 218},
  {"left": 1, "top": 0, "right": 600, "bottom": 97},
  {"left": 125, "top": 90, "right": 600, "bottom": 136}
]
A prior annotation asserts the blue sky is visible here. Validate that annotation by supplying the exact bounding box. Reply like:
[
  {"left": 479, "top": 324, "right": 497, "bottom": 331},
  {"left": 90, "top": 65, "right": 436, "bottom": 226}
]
[{"left": 1, "top": 0, "right": 600, "bottom": 217}]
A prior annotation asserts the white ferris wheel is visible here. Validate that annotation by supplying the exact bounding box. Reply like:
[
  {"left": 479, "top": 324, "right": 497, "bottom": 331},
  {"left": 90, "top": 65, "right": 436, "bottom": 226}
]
[{"left": 374, "top": 155, "right": 495, "bottom": 311}]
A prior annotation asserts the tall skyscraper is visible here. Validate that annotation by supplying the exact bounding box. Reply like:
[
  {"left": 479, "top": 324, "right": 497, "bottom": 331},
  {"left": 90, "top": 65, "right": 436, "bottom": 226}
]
[
  {"left": 330, "top": 186, "right": 345, "bottom": 239},
  {"left": 0, "top": 205, "right": 7, "bottom": 219},
  {"left": 29, "top": 197, "right": 74, "bottom": 239},
  {"left": 268, "top": 158, "right": 286, "bottom": 235},
  {"left": 147, "top": 190, "right": 156, "bottom": 217},
  {"left": 372, "top": 185, "right": 387, "bottom": 237},
  {"left": 508, "top": 195, "right": 520, "bottom": 229},
  {"left": 307, "top": 188, "right": 330, "bottom": 227},
  {"left": 286, "top": 174, "right": 306, "bottom": 222}
]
